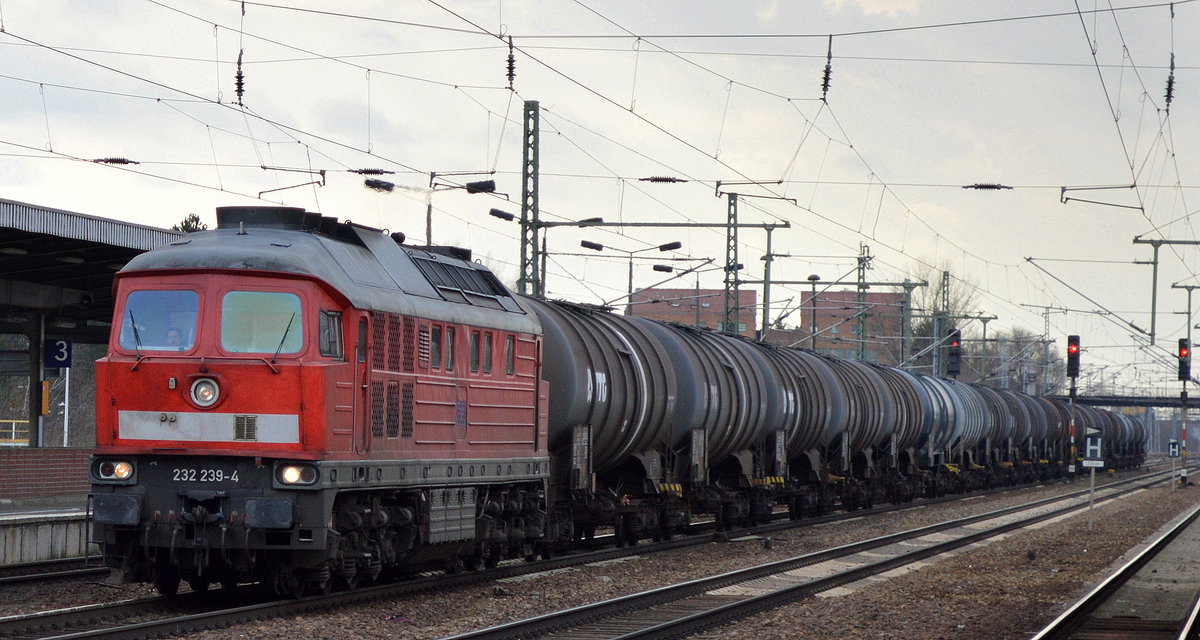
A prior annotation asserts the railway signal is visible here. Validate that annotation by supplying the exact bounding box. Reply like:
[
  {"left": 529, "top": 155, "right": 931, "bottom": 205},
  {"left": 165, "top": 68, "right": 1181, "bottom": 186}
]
[
  {"left": 1180, "top": 338, "right": 1191, "bottom": 381},
  {"left": 946, "top": 329, "right": 962, "bottom": 377},
  {"left": 1066, "top": 335, "right": 1080, "bottom": 378}
]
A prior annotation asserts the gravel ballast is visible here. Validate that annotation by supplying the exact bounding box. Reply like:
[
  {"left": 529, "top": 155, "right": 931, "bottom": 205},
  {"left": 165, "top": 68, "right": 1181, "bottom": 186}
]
[{"left": 3, "top": 472, "right": 1193, "bottom": 639}]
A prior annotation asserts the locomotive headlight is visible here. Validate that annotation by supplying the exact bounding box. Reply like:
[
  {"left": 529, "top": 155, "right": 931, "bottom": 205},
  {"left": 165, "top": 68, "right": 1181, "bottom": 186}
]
[
  {"left": 277, "top": 464, "right": 318, "bottom": 485},
  {"left": 190, "top": 378, "right": 220, "bottom": 407},
  {"left": 94, "top": 459, "right": 136, "bottom": 482}
]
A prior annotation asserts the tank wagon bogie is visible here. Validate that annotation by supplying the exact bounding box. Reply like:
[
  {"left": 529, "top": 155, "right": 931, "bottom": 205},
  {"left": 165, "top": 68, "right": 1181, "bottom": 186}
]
[{"left": 90, "top": 206, "right": 1148, "bottom": 597}]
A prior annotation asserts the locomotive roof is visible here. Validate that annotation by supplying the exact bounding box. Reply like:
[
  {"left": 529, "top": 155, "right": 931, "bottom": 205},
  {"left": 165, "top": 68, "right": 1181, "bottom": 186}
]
[{"left": 119, "top": 207, "right": 539, "bottom": 333}]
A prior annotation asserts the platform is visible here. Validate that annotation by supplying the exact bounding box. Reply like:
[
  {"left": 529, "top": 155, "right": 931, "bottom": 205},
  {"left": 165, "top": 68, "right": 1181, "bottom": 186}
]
[{"left": 0, "top": 506, "right": 94, "bottom": 566}]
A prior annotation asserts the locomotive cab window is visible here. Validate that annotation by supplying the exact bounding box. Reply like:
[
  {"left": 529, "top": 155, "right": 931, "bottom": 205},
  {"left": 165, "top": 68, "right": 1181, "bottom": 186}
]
[
  {"left": 444, "top": 327, "right": 456, "bottom": 371},
  {"left": 318, "top": 311, "right": 344, "bottom": 359},
  {"left": 505, "top": 335, "right": 515, "bottom": 375},
  {"left": 221, "top": 291, "right": 303, "bottom": 354},
  {"left": 483, "top": 333, "right": 493, "bottom": 374},
  {"left": 431, "top": 326, "right": 442, "bottom": 368},
  {"left": 119, "top": 289, "right": 199, "bottom": 351},
  {"left": 469, "top": 331, "right": 480, "bottom": 373}
]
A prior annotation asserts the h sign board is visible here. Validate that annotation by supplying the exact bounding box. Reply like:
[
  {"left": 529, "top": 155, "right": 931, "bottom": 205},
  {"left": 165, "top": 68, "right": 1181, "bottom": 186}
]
[
  {"left": 1169, "top": 440, "right": 1181, "bottom": 459},
  {"left": 1085, "top": 437, "right": 1102, "bottom": 460}
]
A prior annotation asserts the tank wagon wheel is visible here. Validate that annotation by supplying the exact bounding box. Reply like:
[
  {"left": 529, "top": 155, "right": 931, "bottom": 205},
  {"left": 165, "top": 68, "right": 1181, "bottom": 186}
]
[
  {"left": 615, "top": 515, "right": 639, "bottom": 547},
  {"left": 187, "top": 577, "right": 211, "bottom": 593},
  {"left": 220, "top": 576, "right": 239, "bottom": 591}
]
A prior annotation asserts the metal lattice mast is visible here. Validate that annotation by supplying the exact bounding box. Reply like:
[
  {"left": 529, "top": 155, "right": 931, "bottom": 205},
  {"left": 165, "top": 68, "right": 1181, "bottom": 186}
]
[
  {"left": 723, "top": 193, "right": 739, "bottom": 333},
  {"left": 855, "top": 244, "right": 871, "bottom": 360},
  {"left": 518, "top": 100, "right": 540, "bottom": 296}
]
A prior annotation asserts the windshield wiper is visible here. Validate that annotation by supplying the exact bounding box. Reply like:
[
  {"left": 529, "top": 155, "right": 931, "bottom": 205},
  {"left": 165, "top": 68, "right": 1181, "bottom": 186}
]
[
  {"left": 272, "top": 312, "right": 297, "bottom": 365},
  {"left": 127, "top": 308, "right": 144, "bottom": 358}
]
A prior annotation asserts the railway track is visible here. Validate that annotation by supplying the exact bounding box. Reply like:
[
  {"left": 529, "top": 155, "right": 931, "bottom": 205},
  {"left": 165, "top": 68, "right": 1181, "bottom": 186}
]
[
  {"left": 0, "top": 467, "right": 1171, "bottom": 639},
  {"left": 438, "top": 470, "right": 1179, "bottom": 640},
  {"left": 0, "top": 559, "right": 108, "bottom": 586},
  {"left": 1030, "top": 501, "right": 1200, "bottom": 640}
]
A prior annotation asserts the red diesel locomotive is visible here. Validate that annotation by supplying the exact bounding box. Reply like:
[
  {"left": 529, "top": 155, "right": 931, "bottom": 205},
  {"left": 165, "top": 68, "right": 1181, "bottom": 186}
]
[{"left": 91, "top": 207, "right": 550, "bottom": 596}]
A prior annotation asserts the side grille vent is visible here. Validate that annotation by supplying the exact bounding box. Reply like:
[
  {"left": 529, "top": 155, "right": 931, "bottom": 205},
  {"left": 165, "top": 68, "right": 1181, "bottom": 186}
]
[
  {"left": 370, "top": 381, "right": 385, "bottom": 438},
  {"left": 403, "top": 316, "right": 416, "bottom": 372},
  {"left": 386, "top": 381, "right": 400, "bottom": 438},
  {"left": 401, "top": 382, "right": 415, "bottom": 438},
  {"left": 386, "top": 314, "right": 401, "bottom": 371},
  {"left": 234, "top": 415, "right": 257, "bottom": 441},
  {"left": 371, "top": 314, "right": 386, "bottom": 369},
  {"left": 418, "top": 327, "right": 431, "bottom": 366}
]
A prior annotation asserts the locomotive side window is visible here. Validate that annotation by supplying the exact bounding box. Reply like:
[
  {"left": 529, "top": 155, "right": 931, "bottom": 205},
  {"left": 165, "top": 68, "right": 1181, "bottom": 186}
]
[
  {"left": 445, "top": 327, "right": 456, "bottom": 371},
  {"left": 469, "top": 331, "right": 480, "bottom": 373},
  {"left": 221, "top": 291, "right": 303, "bottom": 354},
  {"left": 431, "top": 326, "right": 442, "bottom": 369},
  {"left": 357, "top": 318, "right": 367, "bottom": 362},
  {"left": 119, "top": 290, "right": 199, "bottom": 351},
  {"left": 505, "top": 335, "right": 515, "bottom": 375},
  {"left": 318, "top": 311, "right": 344, "bottom": 359},
  {"left": 483, "top": 333, "right": 493, "bottom": 374}
]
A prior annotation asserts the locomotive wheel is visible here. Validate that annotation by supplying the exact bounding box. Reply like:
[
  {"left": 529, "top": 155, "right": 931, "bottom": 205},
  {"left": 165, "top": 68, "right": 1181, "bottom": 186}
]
[
  {"left": 339, "top": 569, "right": 360, "bottom": 591},
  {"left": 154, "top": 564, "right": 180, "bottom": 597},
  {"left": 274, "top": 567, "right": 305, "bottom": 599},
  {"left": 312, "top": 575, "right": 333, "bottom": 595},
  {"left": 187, "top": 577, "right": 211, "bottom": 593}
]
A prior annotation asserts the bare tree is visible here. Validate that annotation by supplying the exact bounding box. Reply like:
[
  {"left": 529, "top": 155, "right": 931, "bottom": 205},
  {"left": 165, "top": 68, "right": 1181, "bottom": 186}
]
[
  {"left": 970, "top": 326, "right": 1063, "bottom": 391},
  {"left": 905, "top": 261, "right": 981, "bottom": 377}
]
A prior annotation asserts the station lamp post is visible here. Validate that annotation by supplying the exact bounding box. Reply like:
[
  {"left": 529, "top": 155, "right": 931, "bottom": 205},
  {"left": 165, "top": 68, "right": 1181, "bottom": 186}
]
[{"left": 580, "top": 240, "right": 683, "bottom": 315}]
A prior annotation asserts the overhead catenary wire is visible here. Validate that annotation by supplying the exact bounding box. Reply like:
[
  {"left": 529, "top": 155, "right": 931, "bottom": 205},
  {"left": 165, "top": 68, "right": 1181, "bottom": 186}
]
[{"left": 0, "top": 1, "right": 1187, "bottom": 378}]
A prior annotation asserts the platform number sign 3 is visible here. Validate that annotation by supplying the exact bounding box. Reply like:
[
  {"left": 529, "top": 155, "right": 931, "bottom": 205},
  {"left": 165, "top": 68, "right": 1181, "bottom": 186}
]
[{"left": 44, "top": 339, "right": 72, "bottom": 369}]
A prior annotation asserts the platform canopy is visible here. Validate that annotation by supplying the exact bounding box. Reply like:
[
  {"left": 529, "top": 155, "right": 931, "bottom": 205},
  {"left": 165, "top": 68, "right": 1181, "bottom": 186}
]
[{"left": 0, "top": 198, "right": 181, "bottom": 343}]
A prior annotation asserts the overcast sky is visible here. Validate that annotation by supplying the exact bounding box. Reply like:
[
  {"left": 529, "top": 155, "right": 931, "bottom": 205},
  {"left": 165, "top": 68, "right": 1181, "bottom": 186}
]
[{"left": 0, "top": 1, "right": 1196, "bottom": 393}]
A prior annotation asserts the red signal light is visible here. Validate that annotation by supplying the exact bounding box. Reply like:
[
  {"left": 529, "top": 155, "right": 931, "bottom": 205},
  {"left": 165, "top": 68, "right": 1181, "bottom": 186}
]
[
  {"left": 1182, "top": 346, "right": 1190, "bottom": 358},
  {"left": 1067, "top": 343, "right": 1079, "bottom": 355}
]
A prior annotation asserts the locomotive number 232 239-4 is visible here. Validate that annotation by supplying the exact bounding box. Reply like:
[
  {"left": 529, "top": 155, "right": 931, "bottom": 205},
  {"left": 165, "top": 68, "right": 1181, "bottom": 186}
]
[{"left": 172, "top": 468, "right": 240, "bottom": 482}]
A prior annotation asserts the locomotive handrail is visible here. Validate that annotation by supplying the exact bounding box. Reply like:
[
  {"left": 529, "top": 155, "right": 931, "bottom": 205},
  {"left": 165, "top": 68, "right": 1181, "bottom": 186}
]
[{"left": 128, "top": 354, "right": 279, "bottom": 374}]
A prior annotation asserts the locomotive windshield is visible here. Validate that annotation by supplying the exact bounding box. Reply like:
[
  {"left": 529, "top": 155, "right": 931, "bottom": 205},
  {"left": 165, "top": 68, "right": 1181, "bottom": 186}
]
[
  {"left": 118, "top": 290, "right": 199, "bottom": 351},
  {"left": 221, "top": 291, "right": 303, "bottom": 354}
]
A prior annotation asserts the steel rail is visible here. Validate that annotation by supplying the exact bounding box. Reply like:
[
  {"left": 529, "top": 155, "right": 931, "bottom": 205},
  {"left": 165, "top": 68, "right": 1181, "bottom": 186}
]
[
  {"left": 1029, "top": 502, "right": 1200, "bottom": 640},
  {"left": 0, "top": 466, "right": 1173, "bottom": 640},
  {"left": 441, "top": 472, "right": 1176, "bottom": 640}
]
